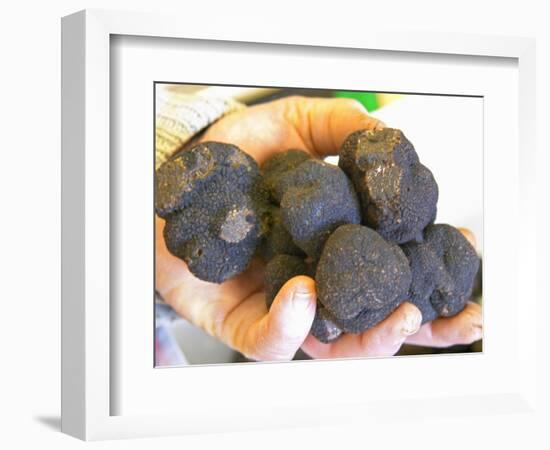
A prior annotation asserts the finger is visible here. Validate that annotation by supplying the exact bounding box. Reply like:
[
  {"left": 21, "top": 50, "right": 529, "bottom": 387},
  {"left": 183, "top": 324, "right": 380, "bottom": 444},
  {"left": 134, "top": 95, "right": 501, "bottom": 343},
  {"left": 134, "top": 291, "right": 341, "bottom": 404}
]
[
  {"left": 224, "top": 276, "right": 317, "bottom": 361},
  {"left": 283, "top": 96, "right": 386, "bottom": 157},
  {"left": 458, "top": 227, "right": 477, "bottom": 250},
  {"left": 301, "top": 302, "right": 421, "bottom": 359},
  {"left": 405, "top": 302, "right": 482, "bottom": 347}
]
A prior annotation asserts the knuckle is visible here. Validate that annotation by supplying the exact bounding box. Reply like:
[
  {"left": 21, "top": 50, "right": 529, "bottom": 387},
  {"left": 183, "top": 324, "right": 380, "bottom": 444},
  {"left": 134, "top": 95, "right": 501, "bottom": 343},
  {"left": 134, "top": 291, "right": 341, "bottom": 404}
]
[{"left": 281, "top": 95, "right": 308, "bottom": 116}]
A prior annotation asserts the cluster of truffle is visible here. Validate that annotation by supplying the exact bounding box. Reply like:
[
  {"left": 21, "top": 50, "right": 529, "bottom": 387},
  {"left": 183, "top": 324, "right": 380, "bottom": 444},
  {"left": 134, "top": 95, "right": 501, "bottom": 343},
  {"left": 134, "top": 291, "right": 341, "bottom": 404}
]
[{"left": 155, "top": 128, "right": 480, "bottom": 344}]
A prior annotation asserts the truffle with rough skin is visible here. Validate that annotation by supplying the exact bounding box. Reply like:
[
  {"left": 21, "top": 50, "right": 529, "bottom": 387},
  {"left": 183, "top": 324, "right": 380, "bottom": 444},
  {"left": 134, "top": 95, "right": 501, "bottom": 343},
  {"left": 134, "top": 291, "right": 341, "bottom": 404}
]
[
  {"left": 264, "top": 254, "right": 310, "bottom": 308},
  {"left": 261, "top": 149, "right": 311, "bottom": 202},
  {"left": 339, "top": 128, "right": 438, "bottom": 244},
  {"left": 401, "top": 224, "right": 480, "bottom": 323},
  {"left": 264, "top": 255, "right": 343, "bottom": 343},
  {"left": 316, "top": 224, "right": 412, "bottom": 331},
  {"left": 329, "top": 300, "right": 402, "bottom": 334},
  {"left": 275, "top": 160, "right": 362, "bottom": 260},
  {"left": 259, "top": 207, "right": 305, "bottom": 261},
  {"left": 156, "top": 130, "right": 480, "bottom": 346},
  {"left": 156, "top": 142, "right": 269, "bottom": 283},
  {"left": 311, "top": 306, "right": 343, "bottom": 343}
]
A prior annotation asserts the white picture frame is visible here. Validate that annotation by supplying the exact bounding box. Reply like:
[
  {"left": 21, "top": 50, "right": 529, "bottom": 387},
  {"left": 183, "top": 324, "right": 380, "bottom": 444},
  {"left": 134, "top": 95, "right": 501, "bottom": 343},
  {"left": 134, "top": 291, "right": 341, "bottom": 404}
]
[{"left": 61, "top": 9, "right": 538, "bottom": 441}]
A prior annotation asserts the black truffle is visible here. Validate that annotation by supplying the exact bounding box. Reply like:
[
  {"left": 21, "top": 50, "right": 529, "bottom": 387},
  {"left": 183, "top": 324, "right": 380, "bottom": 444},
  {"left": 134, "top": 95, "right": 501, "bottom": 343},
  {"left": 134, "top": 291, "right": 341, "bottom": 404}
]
[
  {"left": 310, "top": 306, "right": 343, "bottom": 343},
  {"left": 155, "top": 130, "right": 481, "bottom": 346},
  {"left": 401, "top": 224, "right": 480, "bottom": 323},
  {"left": 316, "top": 224, "right": 412, "bottom": 331},
  {"left": 261, "top": 149, "right": 311, "bottom": 202},
  {"left": 264, "top": 254, "right": 310, "bottom": 308},
  {"left": 339, "top": 128, "right": 438, "bottom": 244},
  {"left": 264, "top": 255, "right": 343, "bottom": 344},
  {"left": 276, "top": 160, "right": 362, "bottom": 260},
  {"left": 330, "top": 300, "right": 402, "bottom": 334},
  {"left": 156, "top": 142, "right": 269, "bottom": 283},
  {"left": 259, "top": 206, "right": 305, "bottom": 261}
]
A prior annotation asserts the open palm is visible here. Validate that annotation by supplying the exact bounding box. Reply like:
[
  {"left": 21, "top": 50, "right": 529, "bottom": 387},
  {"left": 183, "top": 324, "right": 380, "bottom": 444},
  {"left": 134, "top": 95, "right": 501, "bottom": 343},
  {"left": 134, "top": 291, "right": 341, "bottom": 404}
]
[{"left": 156, "top": 96, "right": 482, "bottom": 361}]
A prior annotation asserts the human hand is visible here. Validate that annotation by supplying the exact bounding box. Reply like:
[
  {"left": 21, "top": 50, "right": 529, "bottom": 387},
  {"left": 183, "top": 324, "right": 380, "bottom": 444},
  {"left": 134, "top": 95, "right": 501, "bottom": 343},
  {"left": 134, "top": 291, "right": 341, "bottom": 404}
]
[
  {"left": 155, "top": 96, "right": 482, "bottom": 361},
  {"left": 301, "top": 228, "right": 482, "bottom": 358}
]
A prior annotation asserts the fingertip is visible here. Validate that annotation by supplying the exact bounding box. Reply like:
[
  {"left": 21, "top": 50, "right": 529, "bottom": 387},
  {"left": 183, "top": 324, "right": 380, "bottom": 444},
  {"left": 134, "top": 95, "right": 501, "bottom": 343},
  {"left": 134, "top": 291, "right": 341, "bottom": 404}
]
[
  {"left": 350, "top": 302, "right": 421, "bottom": 357},
  {"left": 301, "top": 333, "right": 332, "bottom": 359},
  {"left": 292, "top": 96, "right": 387, "bottom": 156},
  {"left": 341, "top": 108, "right": 386, "bottom": 139},
  {"left": 454, "top": 310, "right": 482, "bottom": 344},
  {"left": 456, "top": 301, "right": 482, "bottom": 330},
  {"left": 267, "top": 276, "right": 316, "bottom": 343},
  {"left": 335, "top": 97, "right": 385, "bottom": 130},
  {"left": 465, "top": 300, "right": 482, "bottom": 316},
  {"left": 458, "top": 227, "right": 477, "bottom": 250},
  {"left": 273, "top": 275, "right": 316, "bottom": 311},
  {"left": 461, "top": 302, "right": 483, "bottom": 338},
  {"left": 395, "top": 302, "right": 423, "bottom": 336},
  {"left": 464, "top": 323, "right": 483, "bottom": 344},
  {"left": 284, "top": 275, "right": 316, "bottom": 294},
  {"left": 360, "top": 117, "right": 386, "bottom": 131},
  {"left": 429, "top": 301, "right": 483, "bottom": 346},
  {"left": 374, "top": 120, "right": 387, "bottom": 130}
]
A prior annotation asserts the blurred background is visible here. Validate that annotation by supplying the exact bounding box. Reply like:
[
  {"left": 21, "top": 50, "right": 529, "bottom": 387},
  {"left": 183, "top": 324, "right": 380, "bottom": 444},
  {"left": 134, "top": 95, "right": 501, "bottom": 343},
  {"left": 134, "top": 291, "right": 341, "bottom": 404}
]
[{"left": 155, "top": 84, "right": 483, "bottom": 366}]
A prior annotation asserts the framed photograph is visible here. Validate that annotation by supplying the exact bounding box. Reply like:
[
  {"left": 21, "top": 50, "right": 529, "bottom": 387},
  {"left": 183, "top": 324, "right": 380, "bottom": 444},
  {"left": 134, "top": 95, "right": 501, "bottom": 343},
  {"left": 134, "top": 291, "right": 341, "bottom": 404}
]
[{"left": 61, "top": 9, "right": 538, "bottom": 440}]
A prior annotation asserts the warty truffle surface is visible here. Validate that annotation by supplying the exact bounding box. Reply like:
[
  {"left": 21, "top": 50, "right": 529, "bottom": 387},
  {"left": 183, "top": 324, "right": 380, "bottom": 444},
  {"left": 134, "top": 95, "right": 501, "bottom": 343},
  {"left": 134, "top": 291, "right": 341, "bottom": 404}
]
[
  {"left": 276, "top": 159, "right": 362, "bottom": 260},
  {"left": 310, "top": 306, "right": 343, "bottom": 343},
  {"left": 156, "top": 142, "right": 269, "bottom": 283},
  {"left": 261, "top": 149, "right": 312, "bottom": 203},
  {"left": 316, "top": 224, "right": 412, "bottom": 327},
  {"left": 339, "top": 128, "right": 438, "bottom": 244},
  {"left": 401, "top": 224, "right": 480, "bottom": 323},
  {"left": 263, "top": 254, "right": 310, "bottom": 308}
]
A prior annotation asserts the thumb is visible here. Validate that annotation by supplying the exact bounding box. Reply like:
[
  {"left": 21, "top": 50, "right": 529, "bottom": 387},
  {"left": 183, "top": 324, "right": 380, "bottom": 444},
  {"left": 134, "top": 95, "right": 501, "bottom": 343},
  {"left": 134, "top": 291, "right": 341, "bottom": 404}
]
[{"left": 253, "top": 276, "right": 317, "bottom": 361}]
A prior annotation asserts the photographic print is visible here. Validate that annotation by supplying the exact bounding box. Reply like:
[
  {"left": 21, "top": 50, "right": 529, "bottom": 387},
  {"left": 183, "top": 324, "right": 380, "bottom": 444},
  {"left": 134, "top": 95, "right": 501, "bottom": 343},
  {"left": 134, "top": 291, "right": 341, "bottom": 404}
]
[
  {"left": 154, "top": 84, "right": 483, "bottom": 366},
  {"left": 60, "top": 10, "right": 539, "bottom": 440}
]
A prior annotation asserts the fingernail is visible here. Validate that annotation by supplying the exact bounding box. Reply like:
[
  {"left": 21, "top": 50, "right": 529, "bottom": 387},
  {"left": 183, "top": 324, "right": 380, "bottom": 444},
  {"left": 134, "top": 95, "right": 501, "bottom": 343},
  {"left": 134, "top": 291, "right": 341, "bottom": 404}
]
[
  {"left": 471, "top": 323, "right": 483, "bottom": 342},
  {"left": 292, "top": 288, "right": 314, "bottom": 311},
  {"left": 401, "top": 311, "right": 422, "bottom": 335}
]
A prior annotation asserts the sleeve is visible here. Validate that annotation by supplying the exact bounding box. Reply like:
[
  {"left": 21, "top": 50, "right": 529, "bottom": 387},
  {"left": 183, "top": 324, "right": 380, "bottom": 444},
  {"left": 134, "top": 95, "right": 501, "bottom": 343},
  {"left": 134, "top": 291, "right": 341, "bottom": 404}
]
[{"left": 155, "top": 85, "right": 245, "bottom": 169}]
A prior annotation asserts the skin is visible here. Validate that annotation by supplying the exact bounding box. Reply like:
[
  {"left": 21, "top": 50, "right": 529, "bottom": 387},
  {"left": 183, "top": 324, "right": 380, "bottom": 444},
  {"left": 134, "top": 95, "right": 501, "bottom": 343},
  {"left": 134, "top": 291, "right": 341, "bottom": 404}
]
[{"left": 156, "top": 96, "right": 483, "bottom": 361}]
